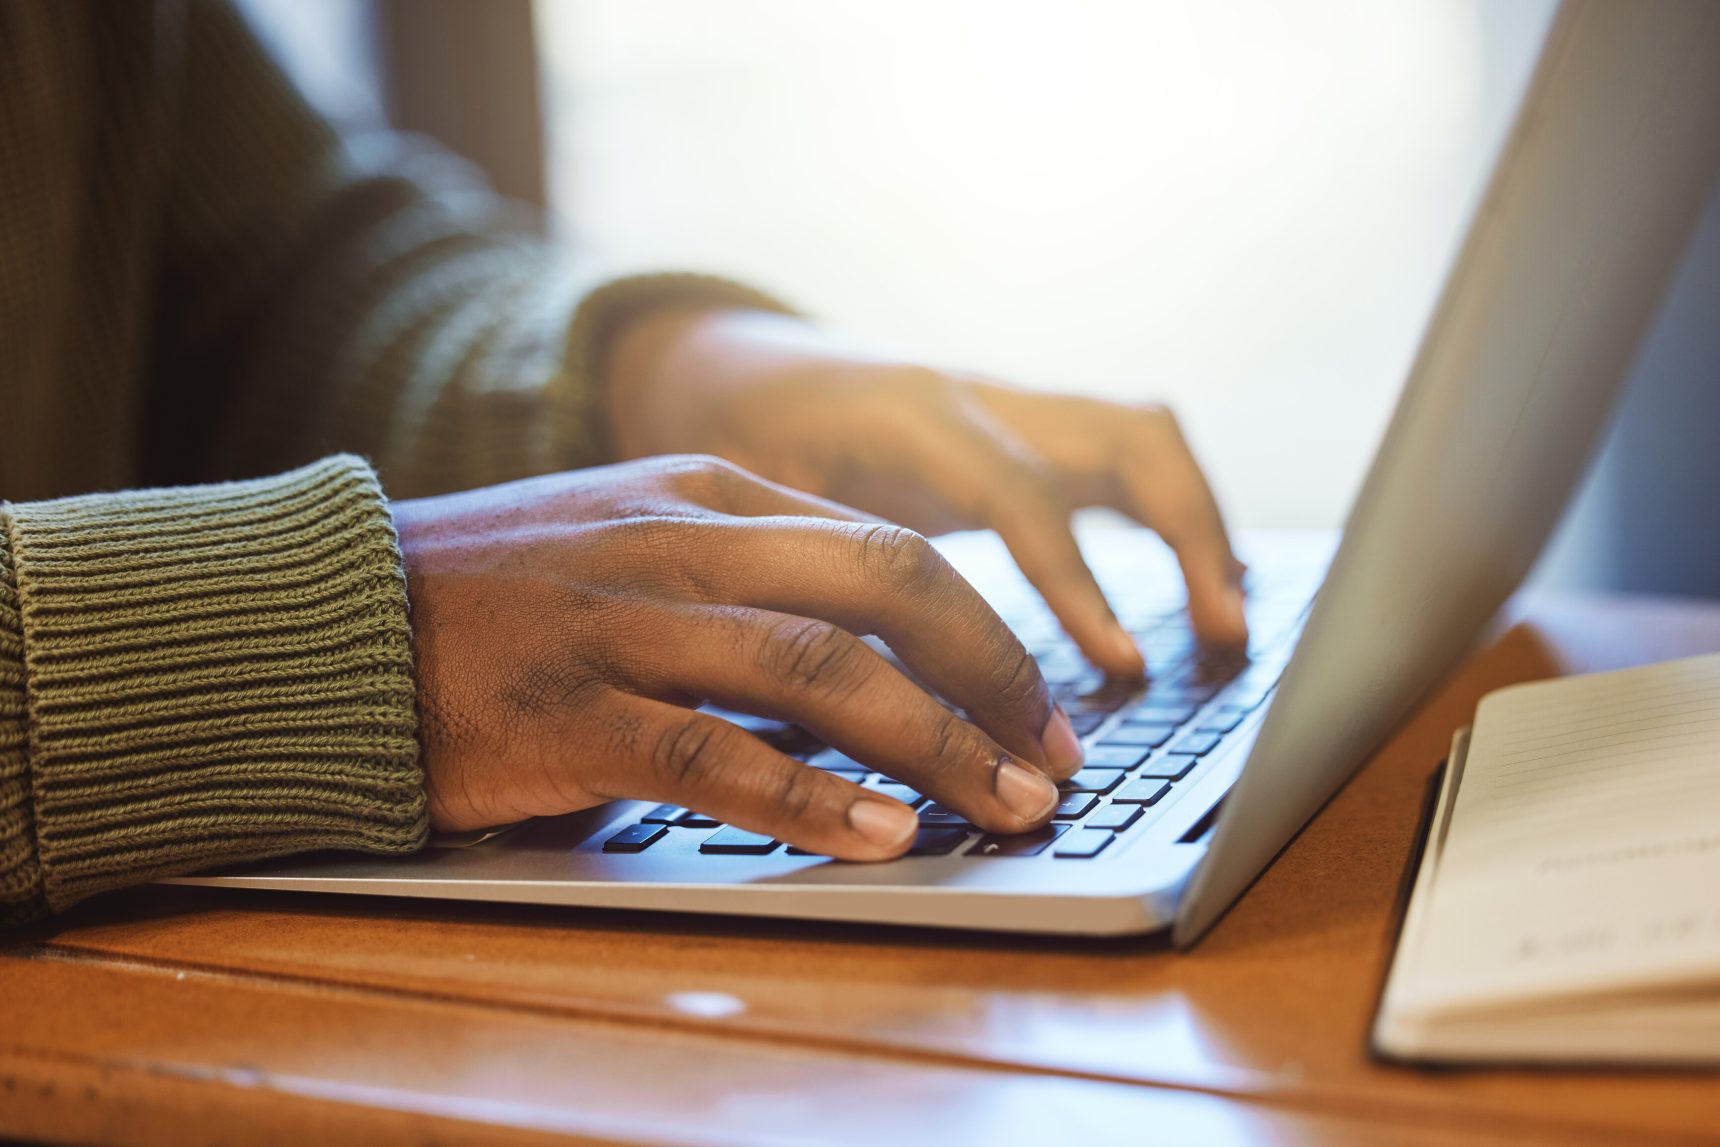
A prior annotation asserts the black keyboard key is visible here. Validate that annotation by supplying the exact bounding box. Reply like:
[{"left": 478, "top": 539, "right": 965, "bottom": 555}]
[
  {"left": 872, "top": 782, "right": 925, "bottom": 808},
  {"left": 1194, "top": 708, "right": 1247, "bottom": 734},
  {"left": 1169, "top": 730, "right": 1223, "bottom": 757},
  {"left": 1053, "top": 670, "right": 1106, "bottom": 704},
  {"left": 1036, "top": 648, "right": 1084, "bottom": 677},
  {"left": 967, "top": 825, "right": 1068, "bottom": 857},
  {"left": 1051, "top": 793, "right": 1098, "bottom": 820},
  {"left": 1060, "top": 767, "right": 1126, "bottom": 794},
  {"left": 1102, "top": 722, "right": 1176, "bottom": 748},
  {"left": 907, "top": 827, "right": 969, "bottom": 856},
  {"left": 639, "top": 804, "right": 686, "bottom": 825},
  {"left": 1138, "top": 753, "right": 1199, "bottom": 780},
  {"left": 1140, "top": 675, "right": 1205, "bottom": 698},
  {"left": 1068, "top": 710, "right": 1109, "bottom": 736},
  {"left": 679, "top": 812, "right": 720, "bottom": 828},
  {"left": 1072, "top": 677, "right": 1139, "bottom": 713},
  {"left": 1189, "top": 648, "right": 1251, "bottom": 679},
  {"left": 1114, "top": 779, "right": 1172, "bottom": 804},
  {"left": 1130, "top": 702, "right": 1196, "bottom": 725},
  {"left": 699, "top": 827, "right": 779, "bottom": 855},
  {"left": 1085, "top": 802, "right": 1143, "bottom": 831},
  {"left": 918, "top": 804, "right": 974, "bottom": 828},
  {"left": 603, "top": 823, "right": 666, "bottom": 853},
  {"left": 1054, "top": 829, "right": 1115, "bottom": 858},
  {"left": 1142, "top": 631, "right": 1194, "bottom": 661},
  {"left": 1037, "top": 661, "right": 1090, "bottom": 687},
  {"left": 781, "top": 730, "right": 829, "bottom": 755},
  {"left": 807, "top": 749, "right": 870, "bottom": 775},
  {"left": 1143, "top": 657, "right": 1191, "bottom": 681},
  {"left": 1081, "top": 746, "right": 1146, "bottom": 770},
  {"left": 1173, "top": 680, "right": 1224, "bottom": 703}
]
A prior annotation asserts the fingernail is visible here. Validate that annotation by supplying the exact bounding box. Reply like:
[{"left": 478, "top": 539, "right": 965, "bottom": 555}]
[
  {"left": 995, "top": 757, "right": 1058, "bottom": 821},
  {"left": 1041, "top": 706, "right": 1084, "bottom": 776},
  {"left": 848, "top": 799, "right": 918, "bottom": 849}
]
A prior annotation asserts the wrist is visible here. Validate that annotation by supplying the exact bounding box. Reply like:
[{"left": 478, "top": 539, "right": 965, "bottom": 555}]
[{"left": 604, "top": 304, "right": 752, "bottom": 459}]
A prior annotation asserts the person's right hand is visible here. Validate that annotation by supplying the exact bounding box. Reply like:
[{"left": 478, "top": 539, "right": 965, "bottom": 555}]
[{"left": 391, "top": 455, "right": 1087, "bottom": 860}]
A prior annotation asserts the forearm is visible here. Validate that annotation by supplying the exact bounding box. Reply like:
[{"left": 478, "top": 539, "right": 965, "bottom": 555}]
[
  {"left": 155, "top": 1, "right": 790, "bottom": 496},
  {"left": 0, "top": 456, "right": 425, "bottom": 927},
  {"left": 208, "top": 246, "right": 791, "bottom": 498}
]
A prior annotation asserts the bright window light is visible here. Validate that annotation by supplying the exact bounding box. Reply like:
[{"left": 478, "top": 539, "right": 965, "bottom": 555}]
[{"left": 537, "top": 0, "right": 1555, "bottom": 528}]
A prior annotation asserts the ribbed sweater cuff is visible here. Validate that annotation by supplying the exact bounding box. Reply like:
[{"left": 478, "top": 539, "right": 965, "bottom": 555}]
[
  {"left": 561, "top": 271, "right": 795, "bottom": 462},
  {"left": 0, "top": 455, "right": 425, "bottom": 917},
  {"left": 0, "top": 526, "right": 40, "bottom": 924}
]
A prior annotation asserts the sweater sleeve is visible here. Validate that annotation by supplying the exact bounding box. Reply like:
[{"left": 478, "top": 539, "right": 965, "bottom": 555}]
[
  {"left": 0, "top": 455, "right": 424, "bottom": 927},
  {"left": 147, "top": 1, "right": 790, "bottom": 499}
]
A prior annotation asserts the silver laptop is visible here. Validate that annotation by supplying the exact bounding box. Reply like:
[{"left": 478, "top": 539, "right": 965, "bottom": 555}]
[{"left": 173, "top": 0, "right": 1720, "bottom": 947}]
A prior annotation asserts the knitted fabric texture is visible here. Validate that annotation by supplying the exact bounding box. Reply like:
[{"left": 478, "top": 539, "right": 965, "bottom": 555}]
[
  {"left": 0, "top": 457, "right": 424, "bottom": 924},
  {"left": 0, "top": 1, "right": 788, "bottom": 923}
]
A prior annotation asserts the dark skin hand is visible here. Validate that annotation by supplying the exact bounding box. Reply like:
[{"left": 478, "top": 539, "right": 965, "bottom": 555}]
[
  {"left": 605, "top": 306, "right": 1250, "bottom": 678},
  {"left": 394, "top": 456, "right": 1085, "bottom": 855},
  {"left": 397, "top": 305, "right": 1245, "bottom": 855}
]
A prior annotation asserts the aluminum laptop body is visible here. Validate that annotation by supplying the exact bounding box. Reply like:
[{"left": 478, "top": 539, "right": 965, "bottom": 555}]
[{"left": 172, "top": 0, "right": 1720, "bottom": 946}]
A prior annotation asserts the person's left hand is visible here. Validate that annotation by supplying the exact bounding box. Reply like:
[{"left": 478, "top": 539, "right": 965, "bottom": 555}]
[{"left": 606, "top": 307, "right": 1248, "bottom": 677}]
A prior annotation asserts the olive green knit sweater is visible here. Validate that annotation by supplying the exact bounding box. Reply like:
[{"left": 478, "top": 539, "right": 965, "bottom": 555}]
[{"left": 0, "top": 1, "right": 779, "bottom": 926}]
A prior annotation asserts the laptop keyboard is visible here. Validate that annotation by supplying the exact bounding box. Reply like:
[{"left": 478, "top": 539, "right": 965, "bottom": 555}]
[{"left": 601, "top": 572, "right": 1316, "bottom": 862}]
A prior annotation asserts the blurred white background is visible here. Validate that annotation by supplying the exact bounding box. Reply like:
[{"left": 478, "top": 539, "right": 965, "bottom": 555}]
[{"left": 537, "top": 0, "right": 1558, "bottom": 530}]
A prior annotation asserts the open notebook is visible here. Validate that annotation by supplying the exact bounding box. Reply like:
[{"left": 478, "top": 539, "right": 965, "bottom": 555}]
[{"left": 1374, "top": 653, "right": 1720, "bottom": 1066}]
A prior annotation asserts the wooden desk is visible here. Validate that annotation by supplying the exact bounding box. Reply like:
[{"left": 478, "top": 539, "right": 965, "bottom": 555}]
[{"left": 5, "top": 593, "right": 1718, "bottom": 1147}]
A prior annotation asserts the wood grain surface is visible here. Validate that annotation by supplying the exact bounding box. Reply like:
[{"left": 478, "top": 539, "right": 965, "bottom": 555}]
[{"left": 5, "top": 592, "right": 1718, "bottom": 1146}]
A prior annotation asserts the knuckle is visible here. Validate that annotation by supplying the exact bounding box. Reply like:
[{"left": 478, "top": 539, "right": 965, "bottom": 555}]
[
  {"left": 682, "top": 452, "right": 740, "bottom": 479},
  {"left": 921, "top": 712, "right": 977, "bottom": 781},
  {"left": 651, "top": 717, "right": 724, "bottom": 789},
  {"left": 760, "top": 617, "right": 860, "bottom": 694},
  {"left": 855, "top": 522, "right": 941, "bottom": 592},
  {"left": 929, "top": 712, "right": 963, "bottom": 765},
  {"left": 995, "top": 645, "right": 1048, "bottom": 712},
  {"left": 771, "top": 764, "right": 825, "bottom": 825},
  {"left": 665, "top": 453, "right": 748, "bottom": 504}
]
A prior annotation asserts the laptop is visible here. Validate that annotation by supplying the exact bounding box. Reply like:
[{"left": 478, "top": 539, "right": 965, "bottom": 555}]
[{"left": 172, "top": 0, "right": 1720, "bottom": 946}]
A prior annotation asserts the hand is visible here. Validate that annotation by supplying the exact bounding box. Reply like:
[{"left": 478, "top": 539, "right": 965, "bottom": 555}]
[
  {"left": 392, "top": 456, "right": 1085, "bottom": 854},
  {"left": 606, "top": 307, "right": 1248, "bottom": 678}
]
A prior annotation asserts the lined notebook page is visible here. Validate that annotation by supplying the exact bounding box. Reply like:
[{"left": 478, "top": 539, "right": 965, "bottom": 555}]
[{"left": 1403, "top": 653, "right": 1720, "bottom": 1015}]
